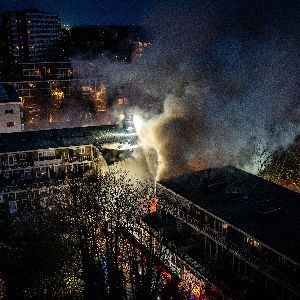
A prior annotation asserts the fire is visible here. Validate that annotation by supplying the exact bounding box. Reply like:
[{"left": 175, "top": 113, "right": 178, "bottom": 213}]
[
  {"left": 274, "top": 179, "right": 300, "bottom": 193},
  {"left": 149, "top": 197, "right": 158, "bottom": 213}
]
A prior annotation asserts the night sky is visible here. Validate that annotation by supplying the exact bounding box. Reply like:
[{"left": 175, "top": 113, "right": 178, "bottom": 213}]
[
  {"left": 0, "top": 0, "right": 299, "bottom": 28},
  {"left": 0, "top": 0, "right": 164, "bottom": 25}
]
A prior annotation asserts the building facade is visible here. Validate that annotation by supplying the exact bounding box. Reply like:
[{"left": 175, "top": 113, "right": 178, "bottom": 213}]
[
  {"left": 3, "top": 9, "right": 61, "bottom": 65},
  {"left": 156, "top": 166, "right": 300, "bottom": 299},
  {"left": 15, "top": 61, "right": 72, "bottom": 81},
  {"left": 0, "top": 83, "right": 23, "bottom": 133},
  {"left": 0, "top": 125, "right": 138, "bottom": 217}
]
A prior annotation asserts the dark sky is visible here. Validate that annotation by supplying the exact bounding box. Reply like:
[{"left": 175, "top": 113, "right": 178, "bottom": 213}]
[{"left": 0, "top": 0, "right": 164, "bottom": 25}]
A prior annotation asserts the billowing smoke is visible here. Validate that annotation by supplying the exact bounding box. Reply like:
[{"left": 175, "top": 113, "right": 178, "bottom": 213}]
[{"left": 73, "top": 0, "right": 300, "bottom": 180}]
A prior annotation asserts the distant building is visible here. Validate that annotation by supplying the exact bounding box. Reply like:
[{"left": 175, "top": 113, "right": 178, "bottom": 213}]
[
  {"left": 10, "top": 61, "right": 73, "bottom": 105},
  {"left": 156, "top": 166, "right": 300, "bottom": 299},
  {"left": 15, "top": 61, "right": 72, "bottom": 81},
  {"left": 67, "top": 25, "right": 145, "bottom": 60},
  {"left": 94, "top": 83, "right": 106, "bottom": 112},
  {"left": 0, "top": 83, "right": 23, "bottom": 133},
  {"left": 2, "top": 9, "right": 61, "bottom": 65},
  {"left": 131, "top": 41, "right": 150, "bottom": 61}
]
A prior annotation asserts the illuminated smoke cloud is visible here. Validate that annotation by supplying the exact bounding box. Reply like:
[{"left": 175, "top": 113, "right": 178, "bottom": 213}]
[{"left": 73, "top": 0, "right": 300, "bottom": 180}]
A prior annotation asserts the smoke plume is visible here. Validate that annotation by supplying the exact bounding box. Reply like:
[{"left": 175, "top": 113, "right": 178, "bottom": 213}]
[{"left": 73, "top": 0, "right": 300, "bottom": 180}]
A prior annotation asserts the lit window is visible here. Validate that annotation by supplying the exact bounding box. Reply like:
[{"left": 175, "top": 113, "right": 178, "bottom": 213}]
[{"left": 222, "top": 223, "right": 229, "bottom": 229}]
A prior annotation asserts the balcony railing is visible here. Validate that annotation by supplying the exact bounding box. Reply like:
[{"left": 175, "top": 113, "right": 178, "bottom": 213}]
[{"left": 63, "top": 155, "right": 92, "bottom": 163}]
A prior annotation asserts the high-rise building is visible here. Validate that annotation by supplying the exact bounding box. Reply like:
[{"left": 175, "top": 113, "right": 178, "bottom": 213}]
[{"left": 3, "top": 9, "right": 61, "bottom": 65}]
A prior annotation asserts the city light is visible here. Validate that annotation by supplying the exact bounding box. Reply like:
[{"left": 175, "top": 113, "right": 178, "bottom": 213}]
[
  {"left": 133, "top": 115, "right": 143, "bottom": 134},
  {"left": 51, "top": 88, "right": 64, "bottom": 100}
]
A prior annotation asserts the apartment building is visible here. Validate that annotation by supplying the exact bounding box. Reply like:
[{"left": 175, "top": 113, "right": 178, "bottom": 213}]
[
  {"left": 0, "top": 124, "right": 138, "bottom": 217},
  {"left": 3, "top": 9, "right": 61, "bottom": 64},
  {"left": 155, "top": 166, "right": 300, "bottom": 299}
]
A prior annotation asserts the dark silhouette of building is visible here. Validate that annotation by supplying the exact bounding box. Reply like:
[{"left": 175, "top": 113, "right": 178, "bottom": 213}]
[
  {"left": 2, "top": 9, "right": 61, "bottom": 65},
  {"left": 66, "top": 25, "right": 145, "bottom": 60},
  {"left": 156, "top": 166, "right": 300, "bottom": 299}
]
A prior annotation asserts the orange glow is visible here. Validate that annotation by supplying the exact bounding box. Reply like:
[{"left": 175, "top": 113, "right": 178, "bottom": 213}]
[
  {"left": 274, "top": 178, "right": 300, "bottom": 193},
  {"left": 149, "top": 197, "right": 158, "bottom": 213},
  {"left": 51, "top": 88, "right": 64, "bottom": 100},
  {"left": 28, "top": 82, "right": 36, "bottom": 88},
  {"left": 94, "top": 83, "right": 106, "bottom": 112},
  {"left": 192, "top": 284, "right": 201, "bottom": 297}
]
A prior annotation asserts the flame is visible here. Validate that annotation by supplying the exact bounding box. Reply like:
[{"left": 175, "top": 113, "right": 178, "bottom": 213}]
[{"left": 149, "top": 197, "right": 158, "bottom": 213}]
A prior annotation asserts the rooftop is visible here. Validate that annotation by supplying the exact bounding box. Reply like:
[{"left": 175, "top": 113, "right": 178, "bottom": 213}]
[
  {"left": 0, "top": 125, "right": 138, "bottom": 154},
  {"left": 0, "top": 83, "right": 20, "bottom": 104},
  {"left": 159, "top": 166, "right": 300, "bottom": 264}
]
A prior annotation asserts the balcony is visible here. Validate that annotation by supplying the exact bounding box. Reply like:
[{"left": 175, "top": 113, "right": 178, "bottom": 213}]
[
  {"left": 34, "top": 158, "right": 62, "bottom": 166},
  {"left": 0, "top": 161, "right": 33, "bottom": 170},
  {"left": 63, "top": 155, "right": 92, "bottom": 164}
]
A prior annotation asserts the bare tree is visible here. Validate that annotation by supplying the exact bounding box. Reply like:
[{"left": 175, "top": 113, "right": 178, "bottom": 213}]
[
  {"left": 259, "top": 135, "right": 300, "bottom": 193},
  {"left": 1, "top": 170, "right": 188, "bottom": 300},
  {"left": 0, "top": 204, "right": 81, "bottom": 300}
]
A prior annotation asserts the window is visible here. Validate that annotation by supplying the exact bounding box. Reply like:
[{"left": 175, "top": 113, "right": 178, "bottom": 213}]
[
  {"left": 9, "top": 200, "right": 18, "bottom": 214},
  {"left": 38, "top": 150, "right": 55, "bottom": 160},
  {"left": 8, "top": 155, "right": 15, "bottom": 165},
  {"left": 7, "top": 122, "right": 15, "bottom": 127},
  {"left": 18, "top": 152, "right": 27, "bottom": 160},
  {"left": 36, "top": 167, "right": 47, "bottom": 178},
  {"left": 5, "top": 109, "right": 14, "bottom": 114}
]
